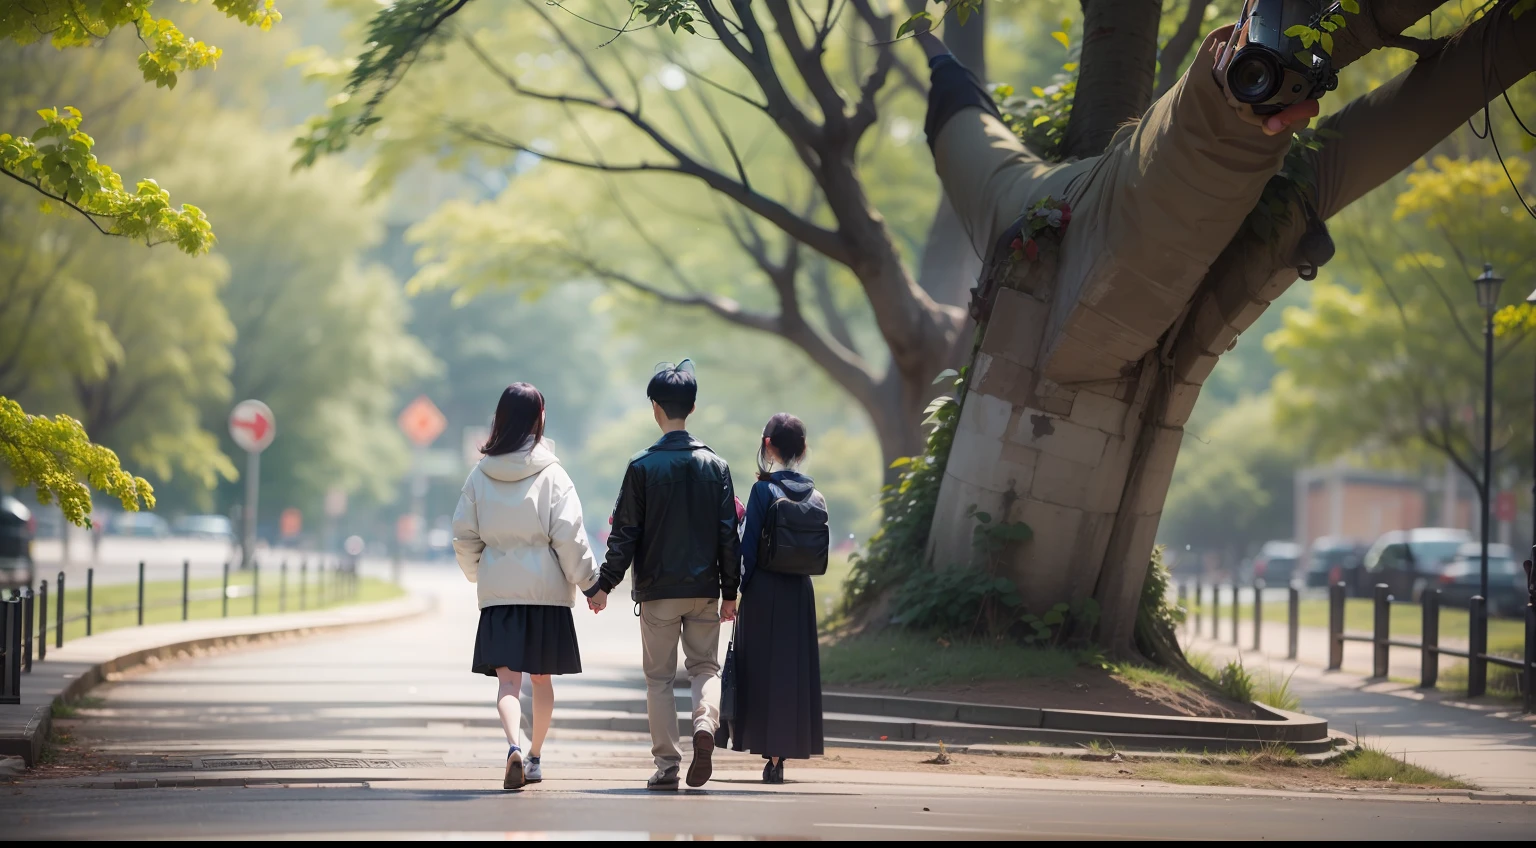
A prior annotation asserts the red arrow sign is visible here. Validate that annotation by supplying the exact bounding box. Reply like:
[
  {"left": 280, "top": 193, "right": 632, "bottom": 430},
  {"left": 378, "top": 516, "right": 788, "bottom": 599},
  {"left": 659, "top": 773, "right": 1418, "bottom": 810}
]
[{"left": 229, "top": 400, "right": 276, "bottom": 453}]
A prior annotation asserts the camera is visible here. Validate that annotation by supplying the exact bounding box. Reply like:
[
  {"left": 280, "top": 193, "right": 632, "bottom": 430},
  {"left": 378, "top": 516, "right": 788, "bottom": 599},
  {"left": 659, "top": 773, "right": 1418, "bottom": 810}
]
[{"left": 1220, "top": 0, "right": 1340, "bottom": 115}]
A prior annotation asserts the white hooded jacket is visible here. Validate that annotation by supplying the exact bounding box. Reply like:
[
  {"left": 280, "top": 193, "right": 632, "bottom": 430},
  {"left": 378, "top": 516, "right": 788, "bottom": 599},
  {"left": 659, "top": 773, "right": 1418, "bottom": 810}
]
[{"left": 452, "top": 439, "right": 599, "bottom": 608}]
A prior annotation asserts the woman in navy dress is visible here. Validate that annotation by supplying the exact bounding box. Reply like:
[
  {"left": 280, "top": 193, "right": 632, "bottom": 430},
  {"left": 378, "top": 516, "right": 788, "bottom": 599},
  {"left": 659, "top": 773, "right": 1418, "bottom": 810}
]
[{"left": 730, "top": 413, "right": 825, "bottom": 784}]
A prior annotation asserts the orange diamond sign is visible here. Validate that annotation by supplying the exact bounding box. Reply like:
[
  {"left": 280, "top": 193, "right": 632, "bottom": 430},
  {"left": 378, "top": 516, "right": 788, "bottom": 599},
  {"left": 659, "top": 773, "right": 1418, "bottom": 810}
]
[{"left": 398, "top": 395, "right": 447, "bottom": 448}]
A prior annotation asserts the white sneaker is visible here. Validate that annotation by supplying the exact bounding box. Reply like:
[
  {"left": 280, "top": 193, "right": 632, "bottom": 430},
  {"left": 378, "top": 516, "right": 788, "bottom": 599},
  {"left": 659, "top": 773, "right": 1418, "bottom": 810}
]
[{"left": 526, "top": 756, "right": 543, "bottom": 783}]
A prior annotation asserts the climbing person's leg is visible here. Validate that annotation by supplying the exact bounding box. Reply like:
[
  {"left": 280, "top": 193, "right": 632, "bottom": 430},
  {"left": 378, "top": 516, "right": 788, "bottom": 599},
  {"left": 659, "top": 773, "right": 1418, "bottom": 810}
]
[{"left": 924, "top": 52, "right": 1054, "bottom": 260}]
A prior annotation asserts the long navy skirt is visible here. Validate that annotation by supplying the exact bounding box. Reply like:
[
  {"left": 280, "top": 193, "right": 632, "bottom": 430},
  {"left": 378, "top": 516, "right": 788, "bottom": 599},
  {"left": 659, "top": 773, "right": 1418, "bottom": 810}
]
[
  {"left": 729, "top": 569, "right": 825, "bottom": 760},
  {"left": 471, "top": 604, "right": 583, "bottom": 676}
]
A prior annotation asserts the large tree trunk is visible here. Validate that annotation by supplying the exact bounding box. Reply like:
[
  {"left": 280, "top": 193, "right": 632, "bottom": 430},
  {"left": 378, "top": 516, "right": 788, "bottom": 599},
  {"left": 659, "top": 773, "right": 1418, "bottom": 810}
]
[
  {"left": 1063, "top": 0, "right": 1163, "bottom": 159},
  {"left": 928, "top": 3, "right": 1534, "bottom": 656}
]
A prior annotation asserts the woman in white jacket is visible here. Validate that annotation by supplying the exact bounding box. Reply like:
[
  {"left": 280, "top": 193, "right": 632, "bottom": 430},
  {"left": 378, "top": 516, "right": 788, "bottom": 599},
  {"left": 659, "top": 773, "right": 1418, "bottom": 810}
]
[{"left": 452, "top": 382, "right": 602, "bottom": 790}]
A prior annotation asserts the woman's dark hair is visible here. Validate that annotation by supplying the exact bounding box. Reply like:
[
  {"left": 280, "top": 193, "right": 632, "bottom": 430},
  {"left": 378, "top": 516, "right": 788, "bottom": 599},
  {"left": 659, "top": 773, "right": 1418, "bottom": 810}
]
[
  {"left": 481, "top": 383, "right": 545, "bottom": 456},
  {"left": 757, "top": 412, "right": 807, "bottom": 481}
]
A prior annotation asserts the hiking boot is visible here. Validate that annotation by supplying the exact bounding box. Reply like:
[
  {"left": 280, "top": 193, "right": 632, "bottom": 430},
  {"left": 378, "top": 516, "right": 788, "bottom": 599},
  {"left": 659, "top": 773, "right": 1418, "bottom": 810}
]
[
  {"left": 686, "top": 730, "right": 715, "bottom": 787},
  {"left": 503, "top": 748, "right": 526, "bottom": 790},
  {"left": 647, "top": 766, "right": 680, "bottom": 791}
]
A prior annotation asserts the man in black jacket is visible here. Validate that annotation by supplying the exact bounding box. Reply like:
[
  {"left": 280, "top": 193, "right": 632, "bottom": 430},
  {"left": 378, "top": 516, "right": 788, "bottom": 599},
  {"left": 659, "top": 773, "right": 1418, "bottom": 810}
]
[{"left": 587, "top": 360, "right": 739, "bottom": 791}]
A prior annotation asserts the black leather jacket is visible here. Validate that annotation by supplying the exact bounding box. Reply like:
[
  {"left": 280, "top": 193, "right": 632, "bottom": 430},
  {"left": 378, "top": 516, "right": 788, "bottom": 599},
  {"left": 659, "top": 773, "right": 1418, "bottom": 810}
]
[{"left": 597, "top": 431, "right": 741, "bottom": 602}]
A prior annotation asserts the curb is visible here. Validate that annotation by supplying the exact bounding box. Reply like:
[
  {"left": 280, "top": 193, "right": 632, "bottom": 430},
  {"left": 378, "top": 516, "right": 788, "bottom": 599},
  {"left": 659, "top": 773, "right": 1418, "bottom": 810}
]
[{"left": 0, "top": 592, "right": 435, "bottom": 767}]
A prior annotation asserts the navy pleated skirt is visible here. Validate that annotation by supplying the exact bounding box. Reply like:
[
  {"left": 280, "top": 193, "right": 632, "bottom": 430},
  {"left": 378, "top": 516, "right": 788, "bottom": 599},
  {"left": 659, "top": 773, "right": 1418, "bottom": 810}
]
[
  {"left": 729, "top": 570, "right": 825, "bottom": 759},
  {"left": 472, "top": 604, "right": 583, "bottom": 676}
]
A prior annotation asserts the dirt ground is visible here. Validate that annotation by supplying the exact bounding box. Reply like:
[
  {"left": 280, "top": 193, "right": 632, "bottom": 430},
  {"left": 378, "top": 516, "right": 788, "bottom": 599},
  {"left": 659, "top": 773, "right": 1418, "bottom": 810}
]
[
  {"left": 798, "top": 747, "right": 1450, "bottom": 794},
  {"left": 834, "top": 666, "right": 1257, "bottom": 719}
]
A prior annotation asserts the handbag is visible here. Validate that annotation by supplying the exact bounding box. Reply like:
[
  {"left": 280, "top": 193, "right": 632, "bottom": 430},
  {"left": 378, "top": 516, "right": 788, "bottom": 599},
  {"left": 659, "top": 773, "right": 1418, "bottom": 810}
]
[{"left": 715, "top": 622, "right": 738, "bottom": 749}]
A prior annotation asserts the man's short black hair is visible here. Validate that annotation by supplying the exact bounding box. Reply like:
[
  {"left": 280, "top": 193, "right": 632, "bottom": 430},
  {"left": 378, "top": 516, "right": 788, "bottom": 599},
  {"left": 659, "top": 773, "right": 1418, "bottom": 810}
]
[{"left": 647, "top": 367, "right": 697, "bottom": 420}]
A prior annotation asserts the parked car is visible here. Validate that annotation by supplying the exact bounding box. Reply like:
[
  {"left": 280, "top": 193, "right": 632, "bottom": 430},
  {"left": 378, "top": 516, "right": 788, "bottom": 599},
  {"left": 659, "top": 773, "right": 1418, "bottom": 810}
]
[
  {"left": 172, "top": 514, "right": 236, "bottom": 543},
  {"left": 1, "top": 495, "right": 35, "bottom": 589},
  {"left": 1250, "top": 540, "right": 1303, "bottom": 587},
  {"left": 109, "top": 511, "right": 171, "bottom": 539},
  {"left": 1433, "top": 543, "right": 1530, "bottom": 617},
  {"left": 1304, "top": 536, "right": 1369, "bottom": 592},
  {"left": 1361, "top": 527, "right": 1473, "bottom": 601}
]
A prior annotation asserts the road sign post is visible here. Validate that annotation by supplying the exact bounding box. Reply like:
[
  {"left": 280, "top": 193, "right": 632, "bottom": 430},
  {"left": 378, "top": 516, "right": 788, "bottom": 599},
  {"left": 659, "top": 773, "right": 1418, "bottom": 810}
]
[
  {"left": 229, "top": 400, "right": 275, "bottom": 570},
  {"left": 398, "top": 396, "right": 447, "bottom": 556}
]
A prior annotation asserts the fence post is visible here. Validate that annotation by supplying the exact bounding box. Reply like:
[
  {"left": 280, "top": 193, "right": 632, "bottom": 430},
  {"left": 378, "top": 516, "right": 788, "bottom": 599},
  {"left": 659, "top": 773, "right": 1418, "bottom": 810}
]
[
  {"left": 1, "top": 597, "right": 19, "bottom": 704},
  {"left": 136, "top": 561, "right": 145, "bottom": 626},
  {"left": 21, "top": 588, "right": 33, "bottom": 672},
  {"left": 253, "top": 559, "right": 260, "bottom": 616},
  {"left": 280, "top": 560, "right": 288, "bottom": 613},
  {"left": 222, "top": 561, "right": 230, "bottom": 618},
  {"left": 1177, "top": 583, "right": 1187, "bottom": 637},
  {"left": 1287, "top": 585, "right": 1299, "bottom": 660},
  {"left": 1230, "top": 584, "right": 1240, "bottom": 646},
  {"left": 56, "top": 571, "right": 65, "bottom": 648},
  {"left": 1193, "top": 581, "right": 1202, "bottom": 637},
  {"left": 319, "top": 561, "right": 327, "bottom": 607},
  {"left": 1328, "top": 582, "right": 1344, "bottom": 670},
  {"left": 1524, "top": 594, "right": 1534, "bottom": 714},
  {"left": 37, "top": 580, "right": 47, "bottom": 663},
  {"left": 85, "top": 567, "right": 94, "bottom": 637},
  {"left": 181, "top": 560, "right": 190, "bottom": 621},
  {"left": 1468, "top": 596, "right": 1488, "bottom": 698},
  {"left": 300, "top": 560, "right": 308, "bottom": 611},
  {"left": 1253, "top": 580, "right": 1265, "bottom": 651},
  {"left": 1372, "top": 583, "right": 1390, "bottom": 679},
  {"left": 1422, "top": 588, "right": 1440, "bottom": 689},
  {"left": 1212, "top": 584, "right": 1221, "bottom": 641}
]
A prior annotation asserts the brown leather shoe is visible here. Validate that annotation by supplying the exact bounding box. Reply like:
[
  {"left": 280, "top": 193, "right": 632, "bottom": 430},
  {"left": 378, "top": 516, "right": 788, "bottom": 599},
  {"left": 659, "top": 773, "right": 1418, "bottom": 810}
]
[{"left": 686, "top": 730, "right": 714, "bottom": 787}]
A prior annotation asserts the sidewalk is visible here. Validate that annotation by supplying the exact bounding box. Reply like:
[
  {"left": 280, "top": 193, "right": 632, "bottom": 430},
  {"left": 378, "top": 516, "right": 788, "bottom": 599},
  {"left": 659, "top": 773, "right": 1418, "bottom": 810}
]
[
  {"left": 1184, "top": 627, "right": 1536, "bottom": 793},
  {"left": 0, "top": 591, "right": 432, "bottom": 766}
]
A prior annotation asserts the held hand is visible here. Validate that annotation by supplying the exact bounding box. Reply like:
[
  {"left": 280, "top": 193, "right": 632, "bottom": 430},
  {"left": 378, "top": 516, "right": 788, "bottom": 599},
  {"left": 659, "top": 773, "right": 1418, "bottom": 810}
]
[
  {"left": 720, "top": 599, "right": 738, "bottom": 622},
  {"left": 587, "top": 590, "right": 608, "bottom": 614},
  {"left": 1207, "top": 23, "right": 1320, "bottom": 136}
]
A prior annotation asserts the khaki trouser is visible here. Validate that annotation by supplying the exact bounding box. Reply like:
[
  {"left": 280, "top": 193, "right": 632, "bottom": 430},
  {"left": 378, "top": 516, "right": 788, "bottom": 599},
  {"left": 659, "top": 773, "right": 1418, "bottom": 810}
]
[{"left": 639, "top": 597, "right": 721, "bottom": 772}]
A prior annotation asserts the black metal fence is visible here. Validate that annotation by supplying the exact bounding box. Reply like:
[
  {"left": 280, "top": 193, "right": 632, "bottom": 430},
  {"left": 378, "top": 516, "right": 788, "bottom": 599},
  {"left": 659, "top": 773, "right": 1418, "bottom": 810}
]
[
  {"left": 1181, "top": 577, "right": 1536, "bottom": 713},
  {"left": 0, "top": 556, "right": 362, "bottom": 701}
]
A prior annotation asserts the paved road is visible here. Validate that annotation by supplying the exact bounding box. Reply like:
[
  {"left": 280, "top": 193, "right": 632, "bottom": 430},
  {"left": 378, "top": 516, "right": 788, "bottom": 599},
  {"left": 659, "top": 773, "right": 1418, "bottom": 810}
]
[{"left": 6, "top": 566, "right": 1535, "bottom": 839}]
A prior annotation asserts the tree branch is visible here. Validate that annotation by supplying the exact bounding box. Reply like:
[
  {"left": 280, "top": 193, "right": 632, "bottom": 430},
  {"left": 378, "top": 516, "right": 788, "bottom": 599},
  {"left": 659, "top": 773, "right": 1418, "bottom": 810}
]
[
  {"left": 1, "top": 167, "right": 119, "bottom": 239},
  {"left": 455, "top": 33, "right": 849, "bottom": 264},
  {"left": 1156, "top": 0, "right": 1211, "bottom": 98}
]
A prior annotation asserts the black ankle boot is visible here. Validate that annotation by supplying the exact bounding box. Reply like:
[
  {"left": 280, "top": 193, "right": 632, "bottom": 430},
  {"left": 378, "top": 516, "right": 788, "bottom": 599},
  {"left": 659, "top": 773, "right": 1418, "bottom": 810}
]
[{"left": 762, "top": 760, "right": 775, "bottom": 784}]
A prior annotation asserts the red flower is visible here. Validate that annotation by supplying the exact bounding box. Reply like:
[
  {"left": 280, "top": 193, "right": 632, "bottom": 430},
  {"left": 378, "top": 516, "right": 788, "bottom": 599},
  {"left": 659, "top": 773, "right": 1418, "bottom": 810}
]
[
  {"left": 1009, "top": 236, "right": 1023, "bottom": 251},
  {"left": 1060, "top": 206, "right": 1072, "bottom": 225},
  {"left": 1023, "top": 238, "right": 1039, "bottom": 261}
]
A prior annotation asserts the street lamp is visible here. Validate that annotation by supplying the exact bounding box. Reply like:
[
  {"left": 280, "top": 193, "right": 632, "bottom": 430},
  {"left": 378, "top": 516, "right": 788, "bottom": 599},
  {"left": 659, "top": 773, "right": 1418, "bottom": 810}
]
[
  {"left": 1527, "top": 283, "right": 1536, "bottom": 582},
  {"left": 1475, "top": 263, "right": 1504, "bottom": 602}
]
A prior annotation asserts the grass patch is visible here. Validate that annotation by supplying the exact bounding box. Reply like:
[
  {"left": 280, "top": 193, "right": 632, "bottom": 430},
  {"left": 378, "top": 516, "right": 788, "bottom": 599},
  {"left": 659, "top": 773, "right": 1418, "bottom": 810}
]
[
  {"left": 1112, "top": 663, "right": 1197, "bottom": 695},
  {"left": 820, "top": 629, "right": 1086, "bottom": 688},
  {"left": 1179, "top": 650, "right": 1301, "bottom": 710},
  {"left": 33, "top": 573, "right": 402, "bottom": 642},
  {"left": 1193, "top": 597, "right": 1525, "bottom": 645},
  {"left": 1336, "top": 746, "right": 1471, "bottom": 788},
  {"left": 50, "top": 695, "right": 105, "bottom": 719},
  {"left": 1437, "top": 637, "right": 1526, "bottom": 700}
]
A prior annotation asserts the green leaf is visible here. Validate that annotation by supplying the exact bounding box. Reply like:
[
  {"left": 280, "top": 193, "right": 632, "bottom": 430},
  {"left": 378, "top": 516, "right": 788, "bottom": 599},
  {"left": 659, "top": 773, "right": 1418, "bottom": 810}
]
[
  {"left": 1284, "top": 24, "right": 1313, "bottom": 37},
  {"left": 896, "top": 11, "right": 931, "bottom": 38},
  {"left": 1051, "top": 31, "right": 1069, "bottom": 49},
  {"left": 931, "top": 368, "right": 959, "bottom": 384},
  {"left": 1339, "top": 0, "right": 1360, "bottom": 13},
  {"left": 888, "top": 456, "right": 913, "bottom": 468},
  {"left": 1319, "top": 31, "right": 1333, "bottom": 55},
  {"left": 972, "top": 511, "right": 992, "bottom": 523},
  {"left": 1032, "top": 115, "right": 1051, "bottom": 127}
]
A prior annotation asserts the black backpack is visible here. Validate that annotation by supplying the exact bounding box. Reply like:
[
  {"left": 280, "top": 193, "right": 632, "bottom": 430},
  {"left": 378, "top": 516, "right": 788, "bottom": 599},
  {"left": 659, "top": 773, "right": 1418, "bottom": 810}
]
[{"left": 758, "top": 482, "right": 830, "bottom": 576}]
